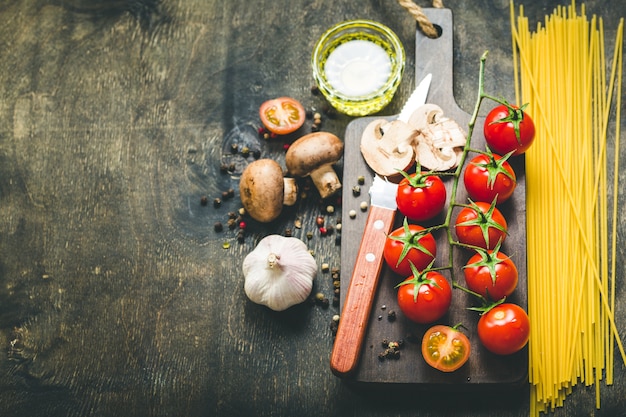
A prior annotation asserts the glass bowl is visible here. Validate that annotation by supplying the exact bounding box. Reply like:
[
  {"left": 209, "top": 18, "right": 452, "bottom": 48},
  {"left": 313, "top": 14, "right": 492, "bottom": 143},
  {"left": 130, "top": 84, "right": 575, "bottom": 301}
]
[{"left": 312, "top": 20, "right": 405, "bottom": 116}]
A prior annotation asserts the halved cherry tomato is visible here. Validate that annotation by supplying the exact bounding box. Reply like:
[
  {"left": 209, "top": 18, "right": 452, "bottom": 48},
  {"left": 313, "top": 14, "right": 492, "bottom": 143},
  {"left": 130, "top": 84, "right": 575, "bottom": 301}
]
[
  {"left": 477, "top": 303, "right": 530, "bottom": 355},
  {"left": 454, "top": 200, "right": 507, "bottom": 250},
  {"left": 463, "top": 243, "right": 518, "bottom": 301},
  {"left": 422, "top": 325, "right": 471, "bottom": 372},
  {"left": 383, "top": 219, "right": 436, "bottom": 277},
  {"left": 396, "top": 171, "right": 447, "bottom": 222},
  {"left": 396, "top": 268, "right": 451, "bottom": 324},
  {"left": 484, "top": 103, "right": 535, "bottom": 156},
  {"left": 259, "top": 97, "right": 306, "bottom": 135},
  {"left": 463, "top": 152, "right": 516, "bottom": 204}
]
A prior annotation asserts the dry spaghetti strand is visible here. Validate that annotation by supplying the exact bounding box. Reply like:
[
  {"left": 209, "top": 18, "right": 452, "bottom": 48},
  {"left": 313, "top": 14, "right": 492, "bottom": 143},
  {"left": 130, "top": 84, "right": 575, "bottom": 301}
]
[{"left": 510, "top": 1, "right": 624, "bottom": 415}]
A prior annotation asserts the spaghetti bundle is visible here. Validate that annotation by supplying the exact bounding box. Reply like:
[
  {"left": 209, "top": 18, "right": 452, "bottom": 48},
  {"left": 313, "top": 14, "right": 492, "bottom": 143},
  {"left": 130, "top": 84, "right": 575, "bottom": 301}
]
[{"left": 510, "top": 1, "right": 624, "bottom": 415}]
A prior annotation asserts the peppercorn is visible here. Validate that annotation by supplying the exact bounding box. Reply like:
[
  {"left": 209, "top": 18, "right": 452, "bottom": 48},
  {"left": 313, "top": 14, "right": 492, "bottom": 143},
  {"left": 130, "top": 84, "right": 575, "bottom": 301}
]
[
  {"left": 240, "top": 146, "right": 250, "bottom": 157},
  {"left": 315, "top": 215, "right": 325, "bottom": 227},
  {"left": 357, "top": 175, "right": 365, "bottom": 185},
  {"left": 200, "top": 196, "right": 208, "bottom": 206},
  {"left": 227, "top": 188, "right": 235, "bottom": 198},
  {"left": 360, "top": 201, "right": 368, "bottom": 211},
  {"left": 306, "top": 231, "right": 313, "bottom": 240},
  {"left": 230, "top": 143, "right": 238, "bottom": 153},
  {"left": 321, "top": 263, "right": 330, "bottom": 273},
  {"left": 352, "top": 185, "right": 361, "bottom": 196},
  {"left": 319, "top": 227, "right": 328, "bottom": 236},
  {"left": 349, "top": 210, "right": 357, "bottom": 219},
  {"left": 227, "top": 218, "right": 237, "bottom": 229},
  {"left": 213, "top": 198, "right": 222, "bottom": 208},
  {"left": 284, "top": 228, "right": 293, "bottom": 237},
  {"left": 387, "top": 310, "right": 397, "bottom": 322},
  {"left": 214, "top": 222, "right": 223, "bottom": 232}
]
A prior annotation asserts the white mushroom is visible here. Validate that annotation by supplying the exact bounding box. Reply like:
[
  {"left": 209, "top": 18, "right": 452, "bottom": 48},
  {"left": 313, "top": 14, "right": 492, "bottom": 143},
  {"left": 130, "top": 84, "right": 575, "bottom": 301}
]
[
  {"left": 359, "top": 119, "right": 418, "bottom": 179},
  {"left": 285, "top": 132, "right": 344, "bottom": 199},
  {"left": 408, "top": 104, "right": 467, "bottom": 171},
  {"left": 239, "top": 159, "right": 298, "bottom": 223}
]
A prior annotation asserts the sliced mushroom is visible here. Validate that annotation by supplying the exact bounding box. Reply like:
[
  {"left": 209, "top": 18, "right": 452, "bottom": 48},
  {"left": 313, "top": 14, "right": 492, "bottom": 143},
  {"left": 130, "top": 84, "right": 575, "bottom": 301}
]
[
  {"left": 359, "top": 119, "right": 417, "bottom": 179},
  {"left": 285, "top": 132, "right": 344, "bottom": 199},
  {"left": 408, "top": 104, "right": 467, "bottom": 171},
  {"left": 239, "top": 159, "right": 298, "bottom": 223}
]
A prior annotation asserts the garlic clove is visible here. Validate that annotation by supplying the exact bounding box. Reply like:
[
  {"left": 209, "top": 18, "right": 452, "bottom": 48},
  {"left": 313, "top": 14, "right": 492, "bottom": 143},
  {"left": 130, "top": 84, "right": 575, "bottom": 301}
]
[{"left": 242, "top": 235, "right": 317, "bottom": 311}]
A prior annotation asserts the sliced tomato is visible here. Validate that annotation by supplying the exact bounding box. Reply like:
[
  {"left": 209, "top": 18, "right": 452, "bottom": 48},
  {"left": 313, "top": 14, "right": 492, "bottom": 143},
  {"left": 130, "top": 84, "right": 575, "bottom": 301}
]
[
  {"left": 421, "top": 325, "right": 471, "bottom": 372},
  {"left": 259, "top": 97, "right": 306, "bottom": 135}
]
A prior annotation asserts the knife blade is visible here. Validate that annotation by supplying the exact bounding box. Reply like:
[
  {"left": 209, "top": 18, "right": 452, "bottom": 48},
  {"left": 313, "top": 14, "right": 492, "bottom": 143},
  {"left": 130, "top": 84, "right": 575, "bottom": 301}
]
[
  {"left": 330, "top": 75, "right": 431, "bottom": 377},
  {"left": 397, "top": 72, "right": 432, "bottom": 123}
]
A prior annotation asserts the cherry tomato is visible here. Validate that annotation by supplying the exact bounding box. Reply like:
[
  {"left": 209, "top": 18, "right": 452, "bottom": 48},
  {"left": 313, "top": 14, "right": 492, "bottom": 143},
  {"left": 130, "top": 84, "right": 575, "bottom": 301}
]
[
  {"left": 397, "top": 270, "right": 451, "bottom": 324},
  {"left": 422, "top": 325, "right": 471, "bottom": 372},
  {"left": 383, "top": 220, "right": 436, "bottom": 277},
  {"left": 463, "top": 245, "right": 518, "bottom": 300},
  {"left": 454, "top": 200, "right": 507, "bottom": 250},
  {"left": 484, "top": 104, "right": 535, "bottom": 156},
  {"left": 396, "top": 171, "right": 447, "bottom": 222},
  {"left": 259, "top": 97, "right": 306, "bottom": 135},
  {"left": 463, "top": 153, "right": 516, "bottom": 204},
  {"left": 478, "top": 303, "right": 530, "bottom": 355}
]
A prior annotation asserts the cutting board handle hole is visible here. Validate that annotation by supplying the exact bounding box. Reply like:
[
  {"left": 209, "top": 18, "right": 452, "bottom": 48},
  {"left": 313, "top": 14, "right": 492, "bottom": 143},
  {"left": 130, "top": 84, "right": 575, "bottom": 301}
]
[{"left": 430, "top": 23, "right": 442, "bottom": 38}]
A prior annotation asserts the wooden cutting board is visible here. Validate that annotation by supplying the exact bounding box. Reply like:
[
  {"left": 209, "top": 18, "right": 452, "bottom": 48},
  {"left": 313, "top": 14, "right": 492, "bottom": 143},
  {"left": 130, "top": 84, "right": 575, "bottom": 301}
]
[{"left": 338, "top": 8, "right": 528, "bottom": 388}]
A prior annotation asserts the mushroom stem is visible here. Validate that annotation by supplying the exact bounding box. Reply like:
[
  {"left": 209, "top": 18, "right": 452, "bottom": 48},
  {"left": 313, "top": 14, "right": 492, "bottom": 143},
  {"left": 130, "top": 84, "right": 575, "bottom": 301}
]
[
  {"left": 310, "top": 164, "right": 342, "bottom": 199},
  {"left": 283, "top": 178, "right": 298, "bottom": 206}
]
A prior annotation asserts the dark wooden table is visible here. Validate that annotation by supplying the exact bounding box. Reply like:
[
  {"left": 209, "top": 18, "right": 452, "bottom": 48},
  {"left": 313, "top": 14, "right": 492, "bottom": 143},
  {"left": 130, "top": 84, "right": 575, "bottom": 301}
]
[{"left": 1, "top": 1, "right": 624, "bottom": 416}]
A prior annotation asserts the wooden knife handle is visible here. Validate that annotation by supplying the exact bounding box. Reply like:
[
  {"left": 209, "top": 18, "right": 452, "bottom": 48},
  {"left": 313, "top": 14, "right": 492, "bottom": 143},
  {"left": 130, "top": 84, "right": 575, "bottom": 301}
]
[{"left": 330, "top": 205, "right": 396, "bottom": 377}]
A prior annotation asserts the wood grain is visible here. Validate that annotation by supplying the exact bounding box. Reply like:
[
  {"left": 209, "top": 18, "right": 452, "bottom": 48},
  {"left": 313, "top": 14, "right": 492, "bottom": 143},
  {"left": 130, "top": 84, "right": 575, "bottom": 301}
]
[
  {"left": 331, "top": 205, "right": 396, "bottom": 377},
  {"left": 0, "top": 1, "right": 624, "bottom": 417}
]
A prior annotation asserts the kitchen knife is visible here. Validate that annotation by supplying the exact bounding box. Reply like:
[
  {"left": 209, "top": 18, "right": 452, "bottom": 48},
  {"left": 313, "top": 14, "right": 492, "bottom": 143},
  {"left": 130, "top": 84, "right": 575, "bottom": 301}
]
[{"left": 330, "top": 75, "right": 431, "bottom": 377}]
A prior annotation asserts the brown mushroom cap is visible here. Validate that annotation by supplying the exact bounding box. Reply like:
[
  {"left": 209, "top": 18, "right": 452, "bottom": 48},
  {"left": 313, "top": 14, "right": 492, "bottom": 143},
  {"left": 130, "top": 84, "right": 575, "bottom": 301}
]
[
  {"left": 239, "top": 159, "right": 287, "bottom": 223},
  {"left": 285, "top": 132, "right": 344, "bottom": 176},
  {"left": 285, "top": 132, "right": 344, "bottom": 198}
]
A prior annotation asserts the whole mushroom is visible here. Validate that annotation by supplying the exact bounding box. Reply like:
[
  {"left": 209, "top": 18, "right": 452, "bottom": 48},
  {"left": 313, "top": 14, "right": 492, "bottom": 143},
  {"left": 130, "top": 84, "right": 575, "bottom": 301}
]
[
  {"left": 285, "top": 132, "right": 344, "bottom": 199},
  {"left": 239, "top": 159, "right": 298, "bottom": 223}
]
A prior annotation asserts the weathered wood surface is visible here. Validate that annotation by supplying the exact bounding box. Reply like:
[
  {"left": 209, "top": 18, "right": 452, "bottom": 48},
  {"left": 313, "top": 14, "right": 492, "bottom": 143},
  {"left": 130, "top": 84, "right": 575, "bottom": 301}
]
[{"left": 0, "top": 1, "right": 625, "bottom": 417}]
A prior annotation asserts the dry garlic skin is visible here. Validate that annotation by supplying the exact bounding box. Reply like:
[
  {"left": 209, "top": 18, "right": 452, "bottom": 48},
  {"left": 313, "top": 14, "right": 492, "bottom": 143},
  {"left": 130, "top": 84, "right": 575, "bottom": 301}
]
[{"left": 243, "top": 235, "right": 317, "bottom": 311}]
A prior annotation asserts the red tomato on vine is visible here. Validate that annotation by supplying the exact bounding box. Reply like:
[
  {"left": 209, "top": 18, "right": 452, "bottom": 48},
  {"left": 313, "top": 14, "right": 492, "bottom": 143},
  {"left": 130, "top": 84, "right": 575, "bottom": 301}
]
[
  {"left": 454, "top": 200, "right": 508, "bottom": 250},
  {"left": 396, "top": 170, "right": 447, "bottom": 222},
  {"left": 463, "top": 152, "right": 516, "bottom": 204},
  {"left": 484, "top": 103, "right": 535, "bottom": 156}
]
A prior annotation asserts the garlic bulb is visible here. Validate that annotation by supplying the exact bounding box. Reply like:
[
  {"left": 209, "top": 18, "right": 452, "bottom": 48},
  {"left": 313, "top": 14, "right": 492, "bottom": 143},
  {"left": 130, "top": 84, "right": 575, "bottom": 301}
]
[{"left": 243, "top": 235, "right": 317, "bottom": 311}]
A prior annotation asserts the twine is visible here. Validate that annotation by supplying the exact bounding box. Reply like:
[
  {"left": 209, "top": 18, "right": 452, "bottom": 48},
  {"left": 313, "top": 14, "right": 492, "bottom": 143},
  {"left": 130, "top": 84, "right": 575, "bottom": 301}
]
[{"left": 397, "top": 0, "right": 444, "bottom": 38}]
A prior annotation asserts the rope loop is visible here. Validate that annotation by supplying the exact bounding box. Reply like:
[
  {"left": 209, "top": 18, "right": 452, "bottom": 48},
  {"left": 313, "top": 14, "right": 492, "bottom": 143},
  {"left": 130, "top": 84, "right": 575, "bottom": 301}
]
[{"left": 397, "top": 0, "right": 444, "bottom": 38}]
